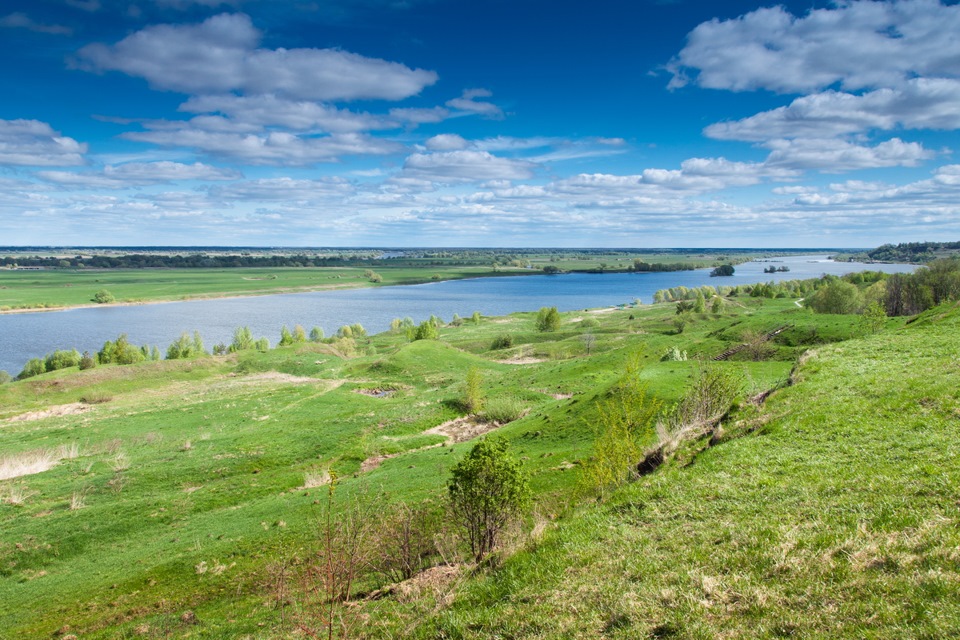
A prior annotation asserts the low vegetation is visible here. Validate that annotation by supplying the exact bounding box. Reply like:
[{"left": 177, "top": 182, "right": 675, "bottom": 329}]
[{"left": 1, "top": 274, "right": 958, "bottom": 637}]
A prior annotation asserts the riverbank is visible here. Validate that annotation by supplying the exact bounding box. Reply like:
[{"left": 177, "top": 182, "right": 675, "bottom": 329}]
[{"left": 0, "top": 265, "right": 540, "bottom": 314}]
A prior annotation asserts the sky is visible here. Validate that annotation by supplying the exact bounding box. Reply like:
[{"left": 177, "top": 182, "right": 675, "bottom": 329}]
[{"left": 1, "top": 0, "right": 959, "bottom": 248}]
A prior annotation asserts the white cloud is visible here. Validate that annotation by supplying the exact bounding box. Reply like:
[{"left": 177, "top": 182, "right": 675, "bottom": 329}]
[
  {"left": 0, "top": 119, "right": 87, "bottom": 166},
  {"left": 398, "top": 150, "right": 536, "bottom": 183},
  {"left": 179, "top": 94, "right": 391, "bottom": 133},
  {"left": 424, "top": 134, "right": 469, "bottom": 151},
  {"left": 668, "top": 1, "right": 960, "bottom": 93},
  {"left": 210, "top": 177, "right": 354, "bottom": 201},
  {"left": 123, "top": 128, "right": 400, "bottom": 165},
  {"left": 75, "top": 13, "right": 438, "bottom": 101},
  {"left": 0, "top": 12, "right": 72, "bottom": 35},
  {"left": 764, "top": 137, "right": 934, "bottom": 172},
  {"left": 706, "top": 79, "right": 960, "bottom": 142},
  {"left": 38, "top": 161, "right": 241, "bottom": 188},
  {"left": 389, "top": 106, "right": 450, "bottom": 125},
  {"left": 445, "top": 88, "right": 504, "bottom": 119}
]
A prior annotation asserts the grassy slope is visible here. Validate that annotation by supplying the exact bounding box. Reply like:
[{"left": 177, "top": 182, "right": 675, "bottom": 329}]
[
  {"left": 401, "top": 304, "right": 960, "bottom": 638},
  {"left": 0, "top": 296, "right": 927, "bottom": 638}
]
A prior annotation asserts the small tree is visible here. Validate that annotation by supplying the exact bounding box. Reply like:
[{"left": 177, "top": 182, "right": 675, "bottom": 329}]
[
  {"left": 413, "top": 321, "right": 439, "bottom": 341},
  {"left": 462, "top": 366, "right": 484, "bottom": 413},
  {"left": 293, "top": 325, "right": 307, "bottom": 343},
  {"left": 694, "top": 291, "right": 706, "bottom": 314},
  {"left": 858, "top": 301, "right": 887, "bottom": 335},
  {"left": 471, "top": 311, "right": 482, "bottom": 325},
  {"left": 309, "top": 327, "right": 325, "bottom": 342},
  {"left": 79, "top": 351, "right": 96, "bottom": 370},
  {"left": 581, "top": 332, "right": 596, "bottom": 355},
  {"left": 448, "top": 437, "right": 530, "bottom": 562},
  {"left": 230, "top": 326, "right": 255, "bottom": 352},
  {"left": 92, "top": 289, "right": 115, "bottom": 304},
  {"left": 711, "top": 296, "right": 723, "bottom": 314},
  {"left": 279, "top": 325, "right": 294, "bottom": 346},
  {"left": 535, "top": 306, "right": 561, "bottom": 332}
]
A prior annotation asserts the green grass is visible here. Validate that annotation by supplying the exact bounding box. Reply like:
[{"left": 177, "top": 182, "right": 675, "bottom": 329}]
[
  {"left": 0, "top": 296, "right": 953, "bottom": 638},
  {"left": 0, "top": 265, "right": 531, "bottom": 310}
]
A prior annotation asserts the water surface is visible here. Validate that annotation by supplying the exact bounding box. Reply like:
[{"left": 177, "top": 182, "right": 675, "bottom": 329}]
[{"left": 0, "top": 255, "right": 916, "bottom": 375}]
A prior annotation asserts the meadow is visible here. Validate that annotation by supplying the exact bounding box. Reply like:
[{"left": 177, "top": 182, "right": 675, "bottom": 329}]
[
  {"left": 1, "top": 286, "right": 957, "bottom": 638},
  {"left": 0, "top": 248, "right": 772, "bottom": 312}
]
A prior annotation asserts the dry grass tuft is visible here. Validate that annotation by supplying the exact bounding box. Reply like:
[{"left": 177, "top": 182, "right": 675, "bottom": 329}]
[
  {"left": 0, "top": 443, "right": 82, "bottom": 481},
  {"left": 302, "top": 469, "right": 331, "bottom": 488}
]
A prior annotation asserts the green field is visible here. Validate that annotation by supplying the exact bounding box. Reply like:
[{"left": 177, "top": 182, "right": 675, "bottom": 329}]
[
  {"left": 0, "top": 249, "right": 787, "bottom": 311},
  {"left": 0, "top": 266, "right": 523, "bottom": 311},
  {"left": 2, "top": 290, "right": 957, "bottom": 638}
]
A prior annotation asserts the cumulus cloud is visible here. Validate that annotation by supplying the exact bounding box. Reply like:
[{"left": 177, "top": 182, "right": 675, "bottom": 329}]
[
  {"left": 178, "top": 94, "right": 391, "bottom": 132},
  {"left": 123, "top": 128, "right": 400, "bottom": 165},
  {"left": 764, "top": 137, "right": 934, "bottom": 172},
  {"left": 706, "top": 79, "right": 960, "bottom": 142},
  {"left": 39, "top": 161, "right": 241, "bottom": 188},
  {"left": 0, "top": 119, "right": 87, "bottom": 166},
  {"left": 210, "top": 176, "right": 354, "bottom": 201},
  {"left": 75, "top": 13, "right": 438, "bottom": 101},
  {"left": 0, "top": 12, "right": 72, "bottom": 35},
  {"left": 445, "top": 88, "right": 504, "bottom": 119},
  {"left": 424, "top": 134, "right": 469, "bottom": 151},
  {"left": 668, "top": 1, "right": 960, "bottom": 93},
  {"left": 398, "top": 150, "right": 536, "bottom": 183}
]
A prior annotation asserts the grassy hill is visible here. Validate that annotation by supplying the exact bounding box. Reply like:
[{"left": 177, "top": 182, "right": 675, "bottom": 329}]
[{"left": 1, "top": 296, "right": 956, "bottom": 638}]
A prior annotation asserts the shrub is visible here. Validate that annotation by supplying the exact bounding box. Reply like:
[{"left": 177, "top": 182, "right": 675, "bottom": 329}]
[
  {"left": 579, "top": 317, "right": 600, "bottom": 329},
  {"left": 44, "top": 349, "right": 81, "bottom": 372},
  {"left": 413, "top": 321, "right": 439, "bottom": 341},
  {"left": 482, "top": 396, "right": 525, "bottom": 424},
  {"left": 710, "top": 264, "right": 735, "bottom": 277},
  {"left": 92, "top": 289, "right": 115, "bottom": 304},
  {"left": 309, "top": 326, "right": 325, "bottom": 342},
  {"left": 535, "top": 306, "right": 561, "bottom": 332},
  {"left": 448, "top": 437, "right": 530, "bottom": 562},
  {"left": 808, "top": 280, "right": 864, "bottom": 314},
  {"left": 490, "top": 334, "right": 514, "bottom": 350},
  {"left": 373, "top": 500, "right": 443, "bottom": 583},
  {"left": 462, "top": 367, "right": 484, "bottom": 413},
  {"left": 17, "top": 358, "right": 46, "bottom": 380},
  {"left": 229, "top": 326, "right": 255, "bottom": 352},
  {"left": 0, "top": 370, "right": 11, "bottom": 384}
]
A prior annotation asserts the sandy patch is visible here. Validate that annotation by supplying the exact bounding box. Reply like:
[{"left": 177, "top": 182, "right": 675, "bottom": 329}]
[
  {"left": 551, "top": 393, "right": 573, "bottom": 400},
  {"left": 424, "top": 415, "right": 501, "bottom": 444},
  {"left": 496, "top": 356, "right": 546, "bottom": 365},
  {"left": 587, "top": 307, "right": 618, "bottom": 314},
  {"left": 230, "top": 372, "right": 319, "bottom": 384},
  {"left": 5, "top": 403, "right": 91, "bottom": 423}
]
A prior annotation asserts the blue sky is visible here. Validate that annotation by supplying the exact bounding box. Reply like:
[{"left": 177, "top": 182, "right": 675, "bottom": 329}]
[{"left": 1, "top": 0, "right": 959, "bottom": 248}]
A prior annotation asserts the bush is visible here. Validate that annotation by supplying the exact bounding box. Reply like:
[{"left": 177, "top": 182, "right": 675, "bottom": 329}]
[
  {"left": 579, "top": 317, "right": 600, "bottom": 329},
  {"left": 482, "top": 396, "right": 525, "bottom": 424},
  {"left": 490, "top": 334, "right": 514, "bottom": 350},
  {"left": 462, "top": 367, "right": 484, "bottom": 413},
  {"left": 17, "top": 358, "right": 46, "bottom": 380},
  {"left": 92, "top": 289, "right": 115, "bottom": 304},
  {"left": 710, "top": 265, "right": 735, "bottom": 277},
  {"left": 535, "top": 306, "right": 561, "bottom": 332},
  {"left": 448, "top": 437, "right": 530, "bottom": 562},
  {"left": 44, "top": 349, "right": 81, "bottom": 372},
  {"left": 413, "top": 321, "right": 439, "bottom": 341},
  {"left": 808, "top": 279, "right": 864, "bottom": 314},
  {"left": 229, "top": 326, "right": 255, "bottom": 352},
  {"left": 0, "top": 370, "right": 11, "bottom": 384}
]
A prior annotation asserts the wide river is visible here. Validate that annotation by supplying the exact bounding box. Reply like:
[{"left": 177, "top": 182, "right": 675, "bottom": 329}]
[{"left": 0, "top": 255, "right": 917, "bottom": 376}]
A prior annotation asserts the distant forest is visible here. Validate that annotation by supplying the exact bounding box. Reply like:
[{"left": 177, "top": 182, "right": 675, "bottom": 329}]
[
  {"left": 837, "top": 241, "right": 960, "bottom": 263},
  {"left": 0, "top": 247, "right": 783, "bottom": 271}
]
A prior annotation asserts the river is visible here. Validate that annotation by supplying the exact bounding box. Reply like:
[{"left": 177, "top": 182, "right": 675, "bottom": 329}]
[{"left": 0, "top": 255, "right": 917, "bottom": 376}]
